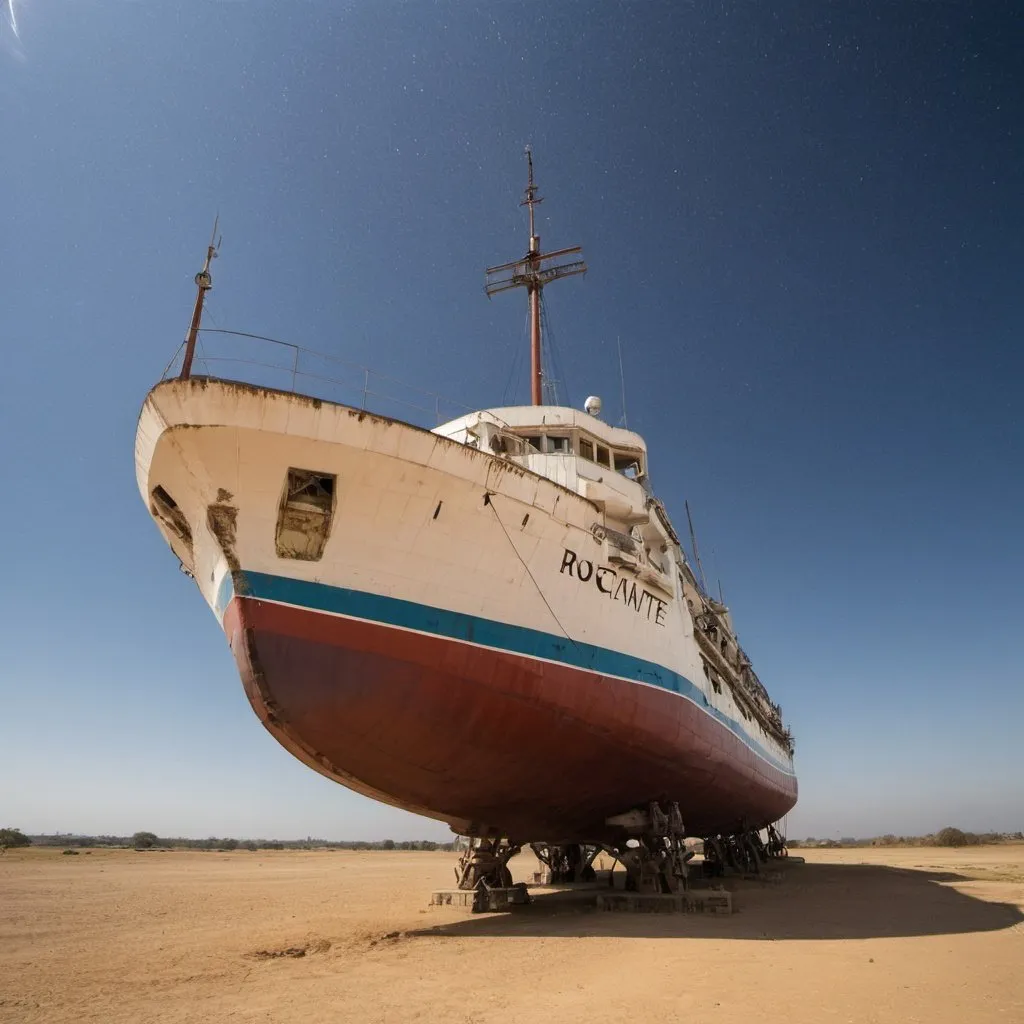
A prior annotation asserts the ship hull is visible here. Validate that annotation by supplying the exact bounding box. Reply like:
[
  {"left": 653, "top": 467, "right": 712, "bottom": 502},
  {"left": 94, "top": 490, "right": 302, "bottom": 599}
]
[
  {"left": 222, "top": 572, "right": 795, "bottom": 842},
  {"left": 137, "top": 378, "right": 797, "bottom": 842}
]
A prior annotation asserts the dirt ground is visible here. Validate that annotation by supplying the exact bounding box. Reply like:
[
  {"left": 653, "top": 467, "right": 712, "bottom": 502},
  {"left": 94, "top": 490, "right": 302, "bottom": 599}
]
[{"left": 1, "top": 844, "right": 1022, "bottom": 1024}]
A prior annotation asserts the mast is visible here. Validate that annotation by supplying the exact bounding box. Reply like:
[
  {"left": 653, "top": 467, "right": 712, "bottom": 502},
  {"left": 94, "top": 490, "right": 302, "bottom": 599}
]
[
  {"left": 617, "top": 334, "right": 628, "bottom": 428},
  {"left": 485, "top": 149, "right": 587, "bottom": 406},
  {"left": 524, "top": 149, "right": 542, "bottom": 406},
  {"left": 179, "top": 217, "right": 221, "bottom": 381}
]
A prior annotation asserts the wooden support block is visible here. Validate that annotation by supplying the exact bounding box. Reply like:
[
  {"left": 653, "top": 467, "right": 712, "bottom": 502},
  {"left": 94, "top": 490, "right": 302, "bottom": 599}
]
[
  {"left": 595, "top": 889, "right": 732, "bottom": 914},
  {"left": 429, "top": 885, "right": 531, "bottom": 912},
  {"left": 430, "top": 889, "right": 478, "bottom": 908}
]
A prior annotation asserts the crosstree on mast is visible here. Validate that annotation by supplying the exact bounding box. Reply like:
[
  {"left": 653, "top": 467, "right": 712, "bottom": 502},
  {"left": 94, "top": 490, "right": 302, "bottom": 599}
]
[{"left": 485, "top": 148, "right": 587, "bottom": 406}]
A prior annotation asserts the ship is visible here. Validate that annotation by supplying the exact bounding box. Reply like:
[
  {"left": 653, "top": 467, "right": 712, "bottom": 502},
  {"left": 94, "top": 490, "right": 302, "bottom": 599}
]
[{"left": 136, "top": 152, "right": 797, "bottom": 890}]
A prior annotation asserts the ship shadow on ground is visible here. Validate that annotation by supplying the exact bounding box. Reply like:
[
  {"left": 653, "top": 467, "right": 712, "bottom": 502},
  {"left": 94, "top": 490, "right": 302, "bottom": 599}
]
[{"left": 409, "top": 862, "right": 1024, "bottom": 941}]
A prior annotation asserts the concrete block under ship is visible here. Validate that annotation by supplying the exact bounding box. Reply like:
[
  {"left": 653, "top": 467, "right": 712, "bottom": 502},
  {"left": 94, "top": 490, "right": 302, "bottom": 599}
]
[{"left": 136, "top": 154, "right": 797, "bottom": 896}]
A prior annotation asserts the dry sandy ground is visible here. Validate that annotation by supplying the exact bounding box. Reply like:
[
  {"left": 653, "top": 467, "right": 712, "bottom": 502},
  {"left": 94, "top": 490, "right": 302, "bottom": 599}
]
[{"left": 2, "top": 844, "right": 1022, "bottom": 1024}]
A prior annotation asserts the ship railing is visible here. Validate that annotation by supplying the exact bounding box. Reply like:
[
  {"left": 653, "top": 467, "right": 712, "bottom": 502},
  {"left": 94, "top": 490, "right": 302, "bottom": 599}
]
[{"left": 161, "top": 329, "right": 475, "bottom": 428}]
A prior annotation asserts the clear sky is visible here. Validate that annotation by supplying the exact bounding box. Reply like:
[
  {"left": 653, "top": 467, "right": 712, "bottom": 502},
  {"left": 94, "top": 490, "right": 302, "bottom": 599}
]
[{"left": 1, "top": 2, "right": 1021, "bottom": 842}]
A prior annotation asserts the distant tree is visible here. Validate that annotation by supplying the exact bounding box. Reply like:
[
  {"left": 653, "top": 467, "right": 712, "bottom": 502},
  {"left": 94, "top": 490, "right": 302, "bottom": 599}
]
[
  {"left": 382, "top": 839, "right": 395, "bottom": 851},
  {"left": 132, "top": 831, "right": 159, "bottom": 850},
  {"left": 243, "top": 841, "right": 258, "bottom": 852},
  {"left": 0, "top": 828, "right": 32, "bottom": 849},
  {"left": 935, "top": 826, "right": 973, "bottom": 848},
  {"left": 218, "top": 838, "right": 239, "bottom": 851}
]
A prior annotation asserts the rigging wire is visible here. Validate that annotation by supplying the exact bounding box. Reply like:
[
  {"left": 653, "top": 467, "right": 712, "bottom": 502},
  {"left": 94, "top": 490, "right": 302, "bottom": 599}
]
[
  {"left": 159, "top": 341, "right": 186, "bottom": 380},
  {"left": 539, "top": 293, "right": 572, "bottom": 408},
  {"left": 485, "top": 493, "right": 580, "bottom": 652},
  {"left": 500, "top": 343, "right": 522, "bottom": 407},
  {"left": 501, "top": 304, "right": 531, "bottom": 405},
  {"left": 195, "top": 300, "right": 223, "bottom": 377},
  {"left": 539, "top": 296, "right": 558, "bottom": 405},
  {"left": 617, "top": 335, "right": 628, "bottom": 428}
]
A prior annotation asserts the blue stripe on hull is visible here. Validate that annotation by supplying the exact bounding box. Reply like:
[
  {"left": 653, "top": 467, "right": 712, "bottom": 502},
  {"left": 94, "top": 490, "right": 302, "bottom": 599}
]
[{"left": 218, "top": 570, "right": 795, "bottom": 777}]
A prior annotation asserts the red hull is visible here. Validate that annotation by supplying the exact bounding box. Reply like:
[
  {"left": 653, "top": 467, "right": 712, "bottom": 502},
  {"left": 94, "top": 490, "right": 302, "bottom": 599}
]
[{"left": 224, "top": 596, "right": 797, "bottom": 842}]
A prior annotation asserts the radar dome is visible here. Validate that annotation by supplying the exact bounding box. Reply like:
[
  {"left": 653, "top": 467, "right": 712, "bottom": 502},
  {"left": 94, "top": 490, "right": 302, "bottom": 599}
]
[{"left": 584, "top": 395, "right": 603, "bottom": 417}]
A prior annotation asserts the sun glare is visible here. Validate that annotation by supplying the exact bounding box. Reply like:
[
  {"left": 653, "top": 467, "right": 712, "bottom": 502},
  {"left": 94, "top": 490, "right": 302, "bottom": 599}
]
[{"left": 5, "top": 0, "right": 20, "bottom": 41}]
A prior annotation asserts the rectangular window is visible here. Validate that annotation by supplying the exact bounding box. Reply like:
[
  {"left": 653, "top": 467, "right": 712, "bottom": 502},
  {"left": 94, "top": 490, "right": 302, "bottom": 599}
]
[
  {"left": 522, "top": 435, "right": 543, "bottom": 453},
  {"left": 579, "top": 438, "right": 595, "bottom": 461},
  {"left": 614, "top": 454, "right": 641, "bottom": 478},
  {"left": 595, "top": 445, "right": 611, "bottom": 468},
  {"left": 276, "top": 469, "right": 336, "bottom": 561},
  {"left": 547, "top": 435, "right": 570, "bottom": 453}
]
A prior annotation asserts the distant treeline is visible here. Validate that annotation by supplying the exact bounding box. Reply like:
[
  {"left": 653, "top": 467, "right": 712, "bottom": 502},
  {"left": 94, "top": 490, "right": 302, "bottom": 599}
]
[
  {"left": 788, "top": 827, "right": 1023, "bottom": 849},
  {"left": 9, "top": 826, "right": 1022, "bottom": 854},
  {"left": 15, "top": 830, "right": 456, "bottom": 852}
]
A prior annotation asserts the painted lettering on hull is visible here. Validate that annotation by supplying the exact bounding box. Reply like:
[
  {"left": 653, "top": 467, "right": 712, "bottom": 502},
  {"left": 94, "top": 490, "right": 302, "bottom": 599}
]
[{"left": 560, "top": 548, "right": 668, "bottom": 626}]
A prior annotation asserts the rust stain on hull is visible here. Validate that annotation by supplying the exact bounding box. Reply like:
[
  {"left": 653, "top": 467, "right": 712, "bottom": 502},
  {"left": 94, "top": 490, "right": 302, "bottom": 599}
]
[{"left": 206, "top": 504, "right": 240, "bottom": 572}]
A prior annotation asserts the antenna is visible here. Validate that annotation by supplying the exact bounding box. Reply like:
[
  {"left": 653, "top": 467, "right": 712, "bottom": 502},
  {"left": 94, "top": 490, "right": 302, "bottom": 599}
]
[
  {"left": 711, "top": 547, "right": 725, "bottom": 605},
  {"left": 485, "top": 148, "right": 587, "bottom": 406},
  {"left": 180, "top": 215, "right": 222, "bottom": 380},
  {"left": 685, "top": 500, "right": 709, "bottom": 596},
  {"left": 617, "top": 335, "right": 628, "bottom": 428}
]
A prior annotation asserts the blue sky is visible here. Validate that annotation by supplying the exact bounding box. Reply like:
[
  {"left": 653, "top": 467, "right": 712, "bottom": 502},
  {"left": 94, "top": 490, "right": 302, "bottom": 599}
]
[{"left": 1, "top": 2, "right": 1021, "bottom": 841}]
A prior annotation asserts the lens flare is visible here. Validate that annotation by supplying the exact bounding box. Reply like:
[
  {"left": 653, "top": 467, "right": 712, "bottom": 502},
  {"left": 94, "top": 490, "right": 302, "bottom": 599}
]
[{"left": 5, "top": 0, "right": 19, "bottom": 41}]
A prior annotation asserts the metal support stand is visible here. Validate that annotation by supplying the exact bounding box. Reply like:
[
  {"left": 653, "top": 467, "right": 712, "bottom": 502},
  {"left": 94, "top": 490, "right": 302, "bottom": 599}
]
[
  {"left": 431, "top": 836, "right": 530, "bottom": 913},
  {"left": 530, "top": 843, "right": 600, "bottom": 883},
  {"left": 765, "top": 823, "right": 788, "bottom": 858},
  {"left": 702, "top": 821, "right": 788, "bottom": 877},
  {"left": 453, "top": 837, "right": 522, "bottom": 890},
  {"left": 602, "top": 801, "right": 693, "bottom": 894}
]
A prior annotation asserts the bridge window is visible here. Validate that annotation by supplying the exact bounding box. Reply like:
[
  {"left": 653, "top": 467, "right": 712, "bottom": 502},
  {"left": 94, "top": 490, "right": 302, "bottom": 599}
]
[
  {"left": 595, "top": 445, "right": 611, "bottom": 468},
  {"left": 579, "top": 438, "right": 595, "bottom": 461},
  {"left": 547, "top": 434, "right": 570, "bottom": 453},
  {"left": 615, "top": 454, "right": 642, "bottom": 479}
]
